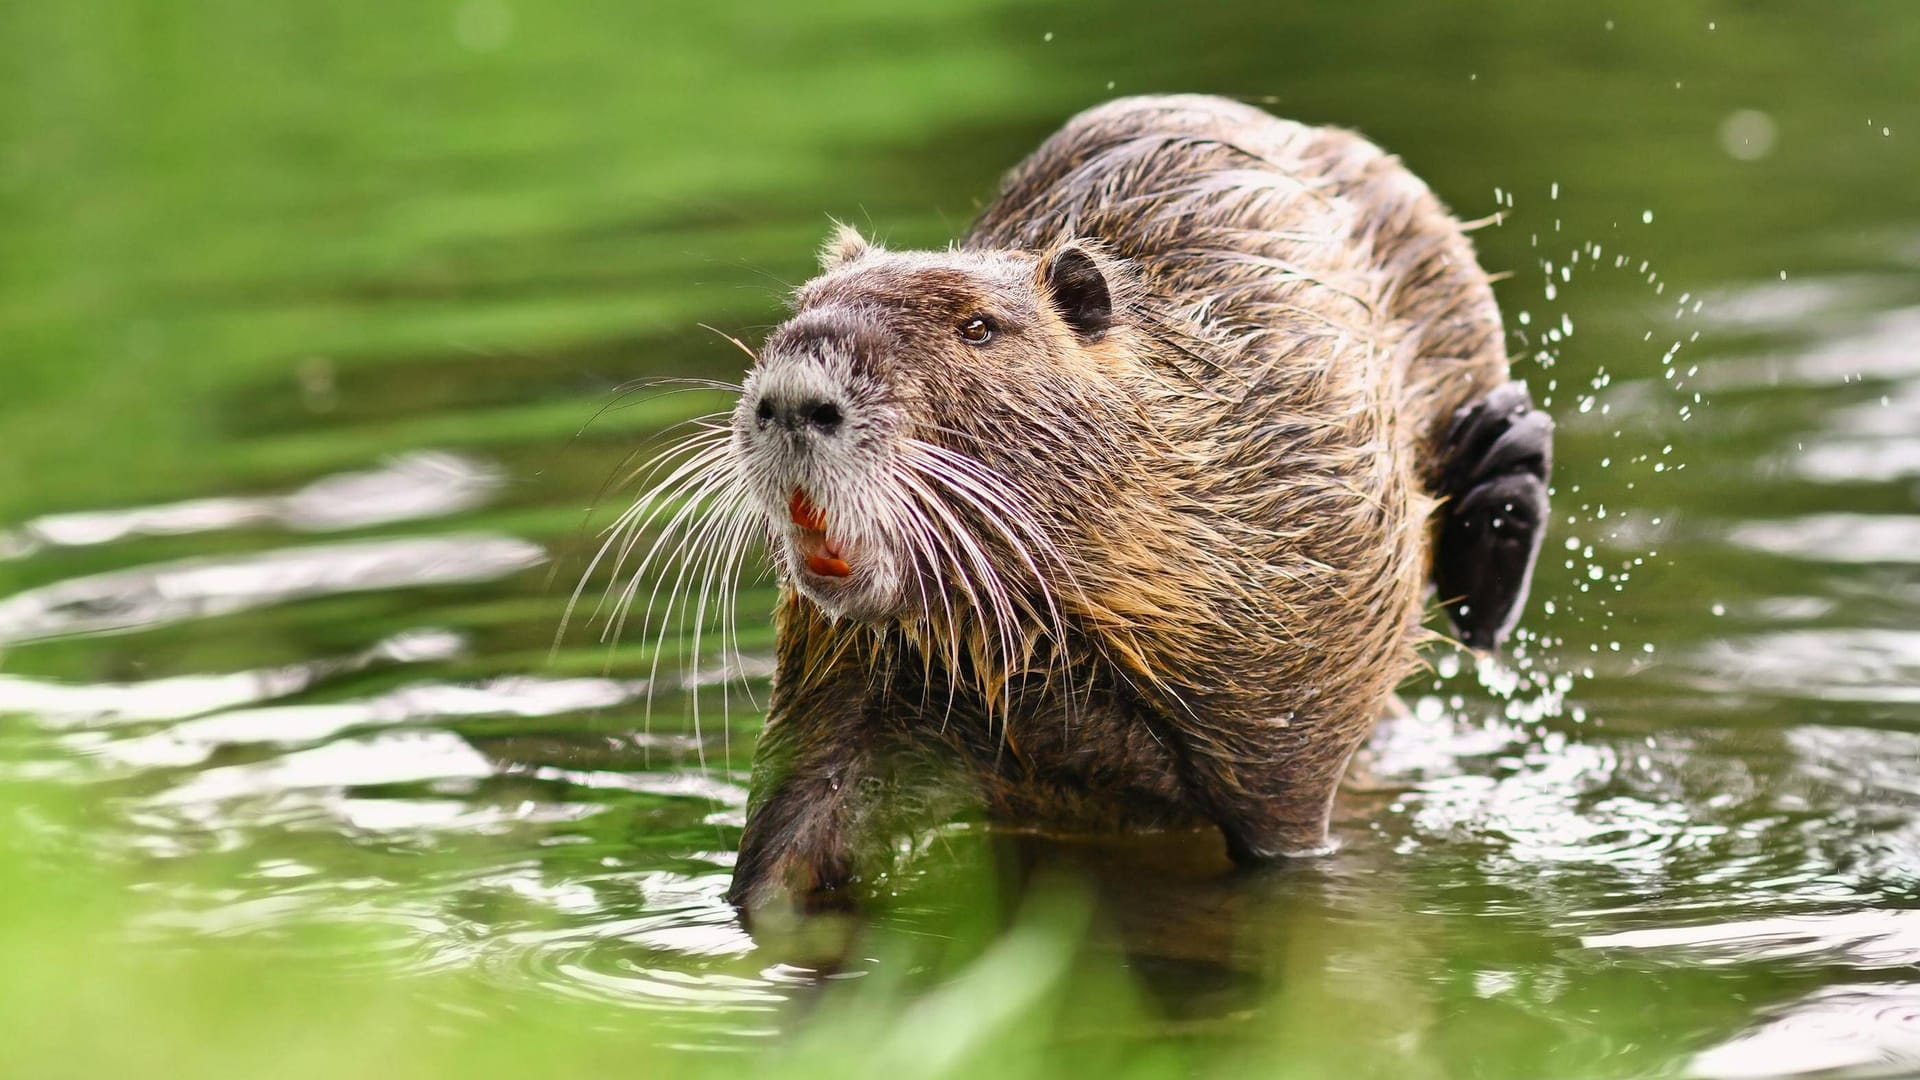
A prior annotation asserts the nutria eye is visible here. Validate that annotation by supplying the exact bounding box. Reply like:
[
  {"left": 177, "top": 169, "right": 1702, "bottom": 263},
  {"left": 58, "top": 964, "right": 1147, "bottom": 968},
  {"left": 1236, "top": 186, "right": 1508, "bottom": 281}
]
[{"left": 958, "top": 316, "right": 994, "bottom": 345}]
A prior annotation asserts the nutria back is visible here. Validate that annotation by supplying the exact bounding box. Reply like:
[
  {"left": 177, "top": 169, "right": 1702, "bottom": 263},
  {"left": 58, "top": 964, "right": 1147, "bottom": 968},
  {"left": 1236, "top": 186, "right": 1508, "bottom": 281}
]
[{"left": 969, "top": 94, "right": 1507, "bottom": 464}]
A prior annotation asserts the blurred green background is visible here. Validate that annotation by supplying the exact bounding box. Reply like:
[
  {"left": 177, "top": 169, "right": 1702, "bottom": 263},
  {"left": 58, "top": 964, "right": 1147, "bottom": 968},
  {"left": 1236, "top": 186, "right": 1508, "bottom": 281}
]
[{"left": 2, "top": 2, "right": 1919, "bottom": 1077}]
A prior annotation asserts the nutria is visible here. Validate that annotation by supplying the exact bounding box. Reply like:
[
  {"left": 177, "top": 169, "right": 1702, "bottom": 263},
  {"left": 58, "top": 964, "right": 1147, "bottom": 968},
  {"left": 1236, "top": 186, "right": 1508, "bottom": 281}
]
[{"left": 643, "top": 95, "right": 1552, "bottom": 915}]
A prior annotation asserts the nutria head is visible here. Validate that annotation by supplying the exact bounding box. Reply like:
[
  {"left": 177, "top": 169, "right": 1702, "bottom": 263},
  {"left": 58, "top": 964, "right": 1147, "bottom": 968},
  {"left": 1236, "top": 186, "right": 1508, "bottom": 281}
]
[{"left": 732, "top": 224, "right": 1139, "bottom": 633}]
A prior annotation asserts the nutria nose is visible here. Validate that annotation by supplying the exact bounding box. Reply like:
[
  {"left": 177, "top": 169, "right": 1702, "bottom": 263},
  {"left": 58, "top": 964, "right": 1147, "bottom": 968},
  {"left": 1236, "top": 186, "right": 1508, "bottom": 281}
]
[{"left": 754, "top": 392, "right": 844, "bottom": 436}]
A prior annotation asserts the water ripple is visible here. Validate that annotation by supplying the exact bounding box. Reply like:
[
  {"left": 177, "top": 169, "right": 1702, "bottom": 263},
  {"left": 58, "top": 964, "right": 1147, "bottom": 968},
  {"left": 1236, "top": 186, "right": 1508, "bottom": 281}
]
[
  {"left": 1710, "top": 305, "right": 1920, "bottom": 388},
  {"left": 149, "top": 730, "right": 500, "bottom": 806},
  {"left": 72, "top": 673, "right": 660, "bottom": 771},
  {"left": 1584, "top": 909, "right": 1920, "bottom": 970},
  {"left": 1687, "top": 631, "right": 1920, "bottom": 704},
  {"left": 1794, "top": 440, "right": 1920, "bottom": 485},
  {"left": 1729, "top": 515, "right": 1920, "bottom": 565},
  {"left": 1687, "top": 983, "right": 1920, "bottom": 1080},
  {"left": 1693, "top": 275, "right": 1901, "bottom": 334},
  {"left": 0, "top": 451, "right": 501, "bottom": 560},
  {"left": 1789, "top": 379, "right": 1920, "bottom": 483},
  {"left": 0, "top": 533, "right": 544, "bottom": 643},
  {"left": 0, "top": 628, "right": 464, "bottom": 727},
  {"left": 478, "top": 872, "right": 769, "bottom": 1009}
]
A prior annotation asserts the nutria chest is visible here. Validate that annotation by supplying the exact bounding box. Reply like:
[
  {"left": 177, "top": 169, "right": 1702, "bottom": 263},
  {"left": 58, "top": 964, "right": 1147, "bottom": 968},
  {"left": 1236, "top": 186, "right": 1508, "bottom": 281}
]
[
  {"left": 717, "top": 95, "right": 1553, "bottom": 915},
  {"left": 852, "top": 632, "right": 1207, "bottom": 832}
]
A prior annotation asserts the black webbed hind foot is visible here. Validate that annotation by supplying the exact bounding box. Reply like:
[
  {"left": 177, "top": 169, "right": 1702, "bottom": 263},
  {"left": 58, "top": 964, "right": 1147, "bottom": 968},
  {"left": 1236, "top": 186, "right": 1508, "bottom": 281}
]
[{"left": 1435, "top": 381, "right": 1553, "bottom": 650}]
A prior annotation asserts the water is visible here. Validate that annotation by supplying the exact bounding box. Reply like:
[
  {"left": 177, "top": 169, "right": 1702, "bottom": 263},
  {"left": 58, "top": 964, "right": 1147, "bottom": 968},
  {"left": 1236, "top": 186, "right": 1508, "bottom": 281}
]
[{"left": 3, "top": 2, "right": 1918, "bottom": 1076}]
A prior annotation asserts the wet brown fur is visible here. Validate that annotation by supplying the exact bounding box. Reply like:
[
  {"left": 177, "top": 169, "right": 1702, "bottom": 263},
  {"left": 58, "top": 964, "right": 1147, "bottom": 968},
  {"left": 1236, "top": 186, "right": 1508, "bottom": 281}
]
[{"left": 728, "top": 95, "right": 1508, "bottom": 913}]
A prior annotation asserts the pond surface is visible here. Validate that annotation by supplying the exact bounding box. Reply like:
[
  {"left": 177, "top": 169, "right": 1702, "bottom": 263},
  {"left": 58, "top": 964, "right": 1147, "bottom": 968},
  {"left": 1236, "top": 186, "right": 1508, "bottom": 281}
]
[{"left": 3, "top": 2, "right": 1919, "bottom": 1076}]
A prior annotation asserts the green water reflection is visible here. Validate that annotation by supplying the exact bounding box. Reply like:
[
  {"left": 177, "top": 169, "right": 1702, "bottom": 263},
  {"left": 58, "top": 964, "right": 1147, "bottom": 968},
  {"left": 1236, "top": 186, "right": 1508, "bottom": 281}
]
[{"left": 2, "top": 1, "right": 1918, "bottom": 1077}]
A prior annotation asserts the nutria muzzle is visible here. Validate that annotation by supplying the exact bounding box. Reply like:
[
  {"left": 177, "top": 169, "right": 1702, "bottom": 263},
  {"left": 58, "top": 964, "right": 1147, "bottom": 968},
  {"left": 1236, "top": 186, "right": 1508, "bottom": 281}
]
[{"left": 731, "top": 329, "right": 912, "bottom": 621}]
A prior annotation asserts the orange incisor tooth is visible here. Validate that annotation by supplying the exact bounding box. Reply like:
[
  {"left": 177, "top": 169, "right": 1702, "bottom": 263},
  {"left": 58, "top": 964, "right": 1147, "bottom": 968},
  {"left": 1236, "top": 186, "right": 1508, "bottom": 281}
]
[
  {"left": 806, "top": 554, "right": 851, "bottom": 578},
  {"left": 789, "top": 489, "right": 827, "bottom": 531}
]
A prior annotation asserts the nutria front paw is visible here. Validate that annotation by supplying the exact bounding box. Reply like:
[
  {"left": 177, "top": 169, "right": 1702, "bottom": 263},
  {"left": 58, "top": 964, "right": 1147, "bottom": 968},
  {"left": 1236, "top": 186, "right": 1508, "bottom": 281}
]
[
  {"left": 1435, "top": 381, "right": 1553, "bottom": 650},
  {"left": 727, "top": 787, "right": 860, "bottom": 928},
  {"left": 727, "top": 845, "right": 856, "bottom": 924}
]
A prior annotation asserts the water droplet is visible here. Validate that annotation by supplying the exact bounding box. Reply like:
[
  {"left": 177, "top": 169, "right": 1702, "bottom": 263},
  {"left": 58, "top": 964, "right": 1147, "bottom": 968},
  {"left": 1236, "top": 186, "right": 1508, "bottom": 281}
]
[{"left": 1720, "top": 109, "right": 1778, "bottom": 161}]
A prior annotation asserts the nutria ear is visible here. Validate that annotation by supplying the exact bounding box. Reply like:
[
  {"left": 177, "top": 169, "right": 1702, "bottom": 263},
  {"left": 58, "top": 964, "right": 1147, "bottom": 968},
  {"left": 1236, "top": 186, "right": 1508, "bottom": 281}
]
[
  {"left": 819, "top": 222, "right": 878, "bottom": 272},
  {"left": 1042, "top": 245, "right": 1113, "bottom": 340}
]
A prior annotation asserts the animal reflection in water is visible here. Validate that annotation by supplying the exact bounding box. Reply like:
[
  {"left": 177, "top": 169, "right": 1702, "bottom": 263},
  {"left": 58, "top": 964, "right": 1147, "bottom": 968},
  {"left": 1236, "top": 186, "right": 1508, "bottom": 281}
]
[{"left": 473, "top": 720, "right": 1442, "bottom": 1071}]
